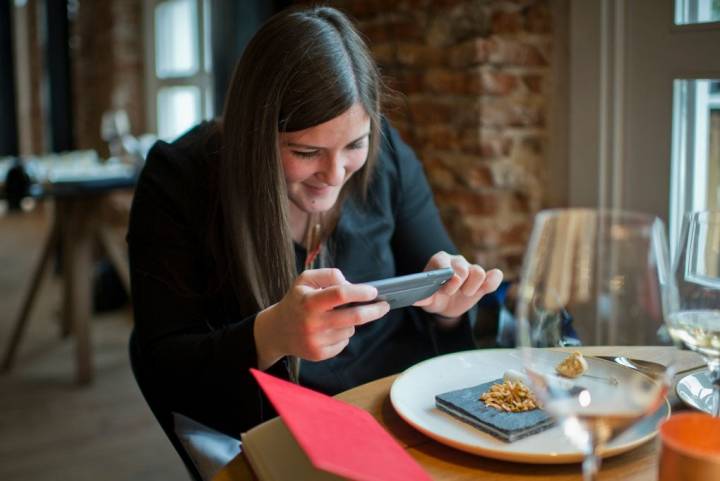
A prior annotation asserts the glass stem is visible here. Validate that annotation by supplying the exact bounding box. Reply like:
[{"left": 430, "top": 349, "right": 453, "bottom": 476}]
[
  {"left": 582, "top": 451, "right": 601, "bottom": 481},
  {"left": 707, "top": 359, "right": 720, "bottom": 417}
]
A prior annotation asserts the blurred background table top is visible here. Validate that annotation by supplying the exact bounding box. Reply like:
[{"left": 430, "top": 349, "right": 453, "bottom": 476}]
[
  {"left": 0, "top": 150, "right": 137, "bottom": 202},
  {"left": 1, "top": 149, "right": 137, "bottom": 384}
]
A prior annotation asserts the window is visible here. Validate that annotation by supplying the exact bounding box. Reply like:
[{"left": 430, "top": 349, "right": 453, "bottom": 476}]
[
  {"left": 568, "top": 1, "right": 720, "bottom": 262},
  {"left": 145, "top": 0, "right": 213, "bottom": 141},
  {"left": 675, "top": 0, "right": 720, "bottom": 25},
  {"left": 670, "top": 79, "right": 720, "bottom": 255}
]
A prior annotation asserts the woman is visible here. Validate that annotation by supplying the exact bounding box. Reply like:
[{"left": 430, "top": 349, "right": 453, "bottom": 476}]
[{"left": 128, "top": 5, "right": 502, "bottom": 438}]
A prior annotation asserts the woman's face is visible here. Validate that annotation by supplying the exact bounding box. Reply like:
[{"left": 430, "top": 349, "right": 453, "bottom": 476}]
[{"left": 279, "top": 103, "right": 370, "bottom": 215}]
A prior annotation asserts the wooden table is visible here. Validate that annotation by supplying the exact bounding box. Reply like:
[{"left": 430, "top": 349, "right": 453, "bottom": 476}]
[
  {"left": 2, "top": 189, "right": 132, "bottom": 384},
  {"left": 214, "top": 347, "right": 706, "bottom": 481}
]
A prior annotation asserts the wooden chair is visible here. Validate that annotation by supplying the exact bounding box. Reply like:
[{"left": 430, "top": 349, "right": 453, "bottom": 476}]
[{"left": 128, "top": 330, "right": 204, "bottom": 481}]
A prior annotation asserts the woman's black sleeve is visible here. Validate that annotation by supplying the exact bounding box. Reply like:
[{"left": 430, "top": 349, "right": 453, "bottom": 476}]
[
  {"left": 383, "top": 122, "right": 491, "bottom": 350},
  {"left": 127, "top": 141, "right": 282, "bottom": 436},
  {"left": 385, "top": 124, "right": 456, "bottom": 273}
]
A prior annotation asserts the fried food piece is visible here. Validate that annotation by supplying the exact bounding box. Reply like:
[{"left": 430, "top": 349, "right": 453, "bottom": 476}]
[
  {"left": 555, "top": 351, "right": 588, "bottom": 378},
  {"left": 479, "top": 379, "right": 540, "bottom": 412}
]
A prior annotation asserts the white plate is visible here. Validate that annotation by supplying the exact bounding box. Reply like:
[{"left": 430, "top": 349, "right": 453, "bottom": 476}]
[
  {"left": 390, "top": 349, "right": 670, "bottom": 464},
  {"left": 676, "top": 370, "right": 715, "bottom": 414}
]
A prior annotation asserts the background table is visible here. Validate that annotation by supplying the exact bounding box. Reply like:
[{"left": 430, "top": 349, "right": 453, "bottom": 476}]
[
  {"left": 214, "top": 346, "right": 706, "bottom": 481},
  {"left": 2, "top": 155, "right": 136, "bottom": 384}
]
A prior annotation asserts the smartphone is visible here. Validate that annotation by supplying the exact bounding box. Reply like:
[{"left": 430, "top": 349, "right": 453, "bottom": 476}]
[{"left": 342, "top": 267, "right": 454, "bottom": 311}]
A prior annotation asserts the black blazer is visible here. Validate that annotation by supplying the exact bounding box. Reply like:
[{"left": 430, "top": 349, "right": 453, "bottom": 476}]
[{"left": 127, "top": 119, "right": 480, "bottom": 437}]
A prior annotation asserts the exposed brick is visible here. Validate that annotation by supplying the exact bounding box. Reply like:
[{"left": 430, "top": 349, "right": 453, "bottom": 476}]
[
  {"left": 500, "top": 221, "right": 531, "bottom": 245},
  {"left": 425, "top": 161, "right": 457, "bottom": 190},
  {"left": 415, "top": 124, "right": 461, "bottom": 150},
  {"left": 480, "top": 70, "right": 518, "bottom": 96},
  {"left": 423, "top": 69, "right": 482, "bottom": 95},
  {"left": 439, "top": 207, "right": 473, "bottom": 251},
  {"left": 520, "top": 135, "right": 544, "bottom": 156},
  {"left": 465, "top": 163, "right": 494, "bottom": 190},
  {"left": 473, "top": 250, "right": 501, "bottom": 272},
  {"left": 490, "top": 8, "right": 523, "bottom": 35},
  {"left": 480, "top": 97, "right": 544, "bottom": 128},
  {"left": 370, "top": 43, "right": 396, "bottom": 65},
  {"left": 458, "top": 128, "right": 481, "bottom": 155},
  {"left": 385, "top": 69, "right": 425, "bottom": 94},
  {"left": 487, "top": 37, "right": 548, "bottom": 67},
  {"left": 386, "top": 18, "right": 426, "bottom": 42},
  {"left": 423, "top": 150, "right": 493, "bottom": 192},
  {"left": 388, "top": 117, "right": 415, "bottom": 143},
  {"left": 435, "top": 190, "right": 500, "bottom": 216},
  {"left": 326, "top": 0, "right": 553, "bottom": 274},
  {"left": 427, "top": 0, "right": 469, "bottom": 8},
  {"left": 468, "top": 221, "right": 502, "bottom": 249},
  {"left": 422, "top": 149, "right": 481, "bottom": 172},
  {"left": 338, "top": 0, "right": 388, "bottom": 19},
  {"left": 360, "top": 22, "right": 391, "bottom": 43},
  {"left": 474, "top": 247, "right": 524, "bottom": 279},
  {"left": 525, "top": 3, "right": 552, "bottom": 34},
  {"left": 529, "top": 38, "right": 553, "bottom": 66},
  {"left": 407, "top": 97, "right": 455, "bottom": 124},
  {"left": 423, "top": 69, "right": 460, "bottom": 94},
  {"left": 72, "top": 0, "right": 145, "bottom": 155},
  {"left": 394, "top": 0, "right": 434, "bottom": 9},
  {"left": 395, "top": 43, "right": 446, "bottom": 67},
  {"left": 501, "top": 252, "right": 525, "bottom": 279},
  {"left": 522, "top": 74, "right": 544, "bottom": 94},
  {"left": 482, "top": 133, "right": 514, "bottom": 158},
  {"left": 489, "top": 159, "right": 528, "bottom": 190},
  {"left": 426, "top": 2, "right": 491, "bottom": 47},
  {"left": 447, "top": 127, "right": 512, "bottom": 158},
  {"left": 448, "top": 38, "right": 490, "bottom": 68},
  {"left": 510, "top": 191, "right": 533, "bottom": 213}
]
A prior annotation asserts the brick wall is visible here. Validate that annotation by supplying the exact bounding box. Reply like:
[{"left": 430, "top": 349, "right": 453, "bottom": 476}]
[
  {"left": 15, "top": 0, "right": 554, "bottom": 275},
  {"left": 71, "top": 0, "right": 145, "bottom": 156},
  {"left": 12, "top": 0, "right": 145, "bottom": 157},
  {"left": 331, "top": 0, "right": 555, "bottom": 278},
  {"left": 12, "top": 0, "right": 46, "bottom": 154}
]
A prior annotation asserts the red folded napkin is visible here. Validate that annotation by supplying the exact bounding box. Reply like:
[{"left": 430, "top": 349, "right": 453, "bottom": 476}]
[{"left": 250, "top": 368, "right": 431, "bottom": 481}]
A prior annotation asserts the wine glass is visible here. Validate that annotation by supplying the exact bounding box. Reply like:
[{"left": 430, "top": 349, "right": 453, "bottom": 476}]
[
  {"left": 515, "top": 209, "right": 674, "bottom": 481},
  {"left": 667, "top": 210, "right": 720, "bottom": 416}
]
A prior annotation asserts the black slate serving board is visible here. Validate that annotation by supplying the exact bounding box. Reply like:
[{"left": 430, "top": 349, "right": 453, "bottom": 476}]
[{"left": 435, "top": 378, "right": 555, "bottom": 443}]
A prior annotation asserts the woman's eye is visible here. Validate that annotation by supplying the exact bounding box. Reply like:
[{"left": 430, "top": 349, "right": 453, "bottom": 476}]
[
  {"left": 292, "top": 150, "right": 318, "bottom": 158},
  {"left": 347, "top": 140, "right": 367, "bottom": 150}
]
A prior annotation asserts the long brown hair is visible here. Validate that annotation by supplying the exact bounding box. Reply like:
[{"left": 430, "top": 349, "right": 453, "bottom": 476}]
[{"left": 219, "top": 6, "right": 383, "bottom": 310}]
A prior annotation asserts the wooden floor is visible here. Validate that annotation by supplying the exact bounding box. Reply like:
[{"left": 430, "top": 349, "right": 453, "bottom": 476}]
[{"left": 0, "top": 204, "right": 187, "bottom": 480}]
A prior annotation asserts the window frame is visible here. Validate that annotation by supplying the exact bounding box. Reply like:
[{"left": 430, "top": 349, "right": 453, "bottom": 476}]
[
  {"left": 569, "top": 0, "right": 720, "bottom": 258},
  {"left": 143, "top": 0, "right": 213, "bottom": 140}
]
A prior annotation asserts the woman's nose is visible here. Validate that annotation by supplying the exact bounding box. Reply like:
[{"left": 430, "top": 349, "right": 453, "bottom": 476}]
[{"left": 318, "top": 154, "right": 345, "bottom": 185}]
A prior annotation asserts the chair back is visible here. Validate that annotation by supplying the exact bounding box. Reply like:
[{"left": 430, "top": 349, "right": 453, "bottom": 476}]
[{"left": 128, "top": 330, "right": 203, "bottom": 481}]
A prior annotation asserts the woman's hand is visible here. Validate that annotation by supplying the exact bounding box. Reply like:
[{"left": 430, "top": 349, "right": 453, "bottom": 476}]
[
  {"left": 414, "top": 251, "right": 503, "bottom": 325},
  {"left": 254, "top": 268, "right": 390, "bottom": 370}
]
